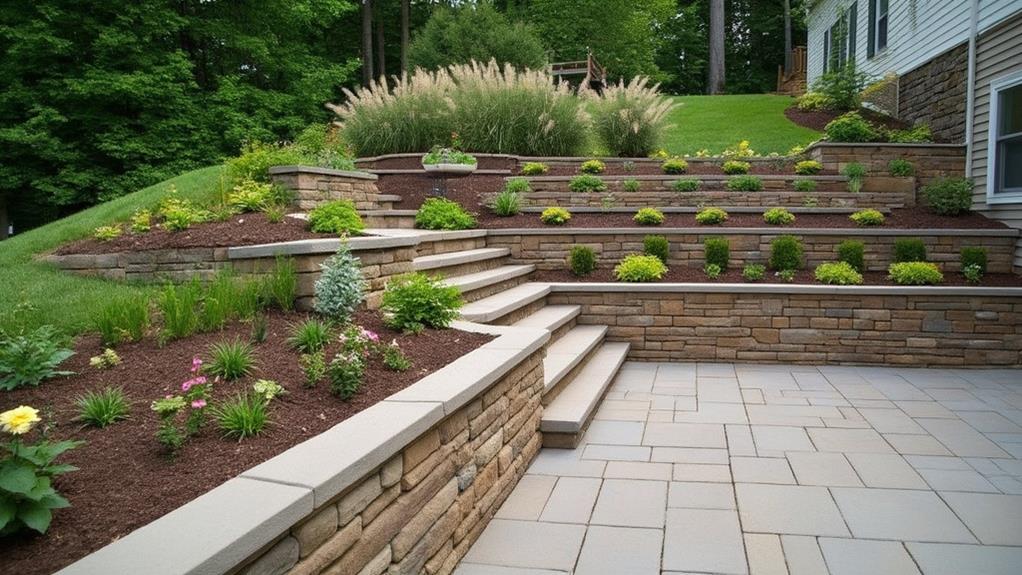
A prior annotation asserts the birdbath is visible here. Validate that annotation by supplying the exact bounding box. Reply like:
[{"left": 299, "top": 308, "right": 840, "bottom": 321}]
[{"left": 422, "top": 148, "right": 477, "bottom": 197}]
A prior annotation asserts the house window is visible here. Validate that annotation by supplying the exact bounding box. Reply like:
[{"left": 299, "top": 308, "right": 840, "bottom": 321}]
[
  {"left": 824, "top": 4, "right": 857, "bottom": 72},
  {"left": 868, "top": 0, "right": 889, "bottom": 58},
  {"left": 987, "top": 72, "right": 1022, "bottom": 203}
]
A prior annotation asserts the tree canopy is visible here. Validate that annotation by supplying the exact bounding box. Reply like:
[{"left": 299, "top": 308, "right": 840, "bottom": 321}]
[{"left": 407, "top": 3, "right": 547, "bottom": 71}]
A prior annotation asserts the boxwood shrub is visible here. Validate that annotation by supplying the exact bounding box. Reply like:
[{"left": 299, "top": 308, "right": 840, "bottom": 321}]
[
  {"left": 704, "top": 238, "right": 730, "bottom": 269},
  {"left": 769, "top": 235, "right": 804, "bottom": 271},
  {"left": 923, "top": 177, "right": 972, "bottom": 216},
  {"left": 837, "top": 240, "right": 865, "bottom": 272},
  {"left": 961, "top": 247, "right": 987, "bottom": 273},
  {"left": 568, "top": 245, "right": 597, "bottom": 276},
  {"left": 893, "top": 238, "right": 927, "bottom": 263},
  {"left": 643, "top": 235, "right": 669, "bottom": 264}
]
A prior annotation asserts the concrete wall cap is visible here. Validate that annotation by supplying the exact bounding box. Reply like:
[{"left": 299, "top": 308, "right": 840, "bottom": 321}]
[
  {"left": 518, "top": 174, "right": 851, "bottom": 182},
  {"left": 483, "top": 227, "right": 1019, "bottom": 237},
  {"left": 544, "top": 282, "right": 1022, "bottom": 297},
  {"left": 268, "top": 165, "right": 378, "bottom": 180},
  {"left": 227, "top": 235, "right": 419, "bottom": 259},
  {"left": 806, "top": 142, "right": 966, "bottom": 150}
]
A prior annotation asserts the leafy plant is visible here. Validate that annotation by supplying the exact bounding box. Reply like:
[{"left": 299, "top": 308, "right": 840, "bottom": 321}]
[
  {"left": 811, "top": 65, "right": 873, "bottom": 110},
  {"left": 250, "top": 314, "right": 268, "bottom": 344},
  {"left": 923, "top": 178, "right": 973, "bottom": 216},
  {"left": 793, "top": 178, "right": 817, "bottom": 193},
  {"left": 150, "top": 357, "right": 211, "bottom": 454},
  {"left": 421, "top": 146, "right": 477, "bottom": 166},
  {"left": 158, "top": 279, "right": 202, "bottom": 343},
  {"left": 329, "top": 352, "right": 365, "bottom": 399},
  {"left": 722, "top": 160, "right": 750, "bottom": 175},
  {"left": 590, "top": 77, "right": 676, "bottom": 157},
  {"left": 206, "top": 339, "right": 256, "bottom": 381},
  {"left": 381, "top": 341, "right": 412, "bottom": 372},
  {"left": 415, "top": 198, "right": 476, "bottom": 230},
  {"left": 541, "top": 207, "right": 572, "bottom": 225},
  {"left": 504, "top": 177, "right": 531, "bottom": 195},
  {"left": 695, "top": 207, "right": 728, "bottom": 225},
  {"left": 0, "top": 326, "right": 75, "bottom": 391},
  {"left": 661, "top": 158, "right": 688, "bottom": 174},
  {"left": 837, "top": 240, "right": 866, "bottom": 272},
  {"left": 212, "top": 393, "right": 269, "bottom": 440},
  {"left": 95, "top": 294, "right": 150, "bottom": 346},
  {"left": 521, "top": 162, "right": 549, "bottom": 175},
  {"left": 160, "top": 200, "right": 201, "bottom": 232},
  {"left": 794, "top": 160, "right": 822, "bottom": 175},
  {"left": 796, "top": 91, "right": 833, "bottom": 111},
  {"left": 314, "top": 244, "right": 366, "bottom": 322},
  {"left": 89, "top": 348, "right": 121, "bottom": 370},
  {"left": 769, "top": 235, "right": 804, "bottom": 271},
  {"left": 963, "top": 264, "right": 983, "bottom": 284},
  {"left": 227, "top": 179, "right": 274, "bottom": 212},
  {"left": 264, "top": 204, "right": 286, "bottom": 223},
  {"left": 299, "top": 352, "right": 326, "bottom": 388},
  {"left": 643, "top": 236, "right": 669, "bottom": 264},
  {"left": 252, "top": 379, "right": 286, "bottom": 402},
  {"left": 622, "top": 161, "right": 636, "bottom": 172},
  {"left": 634, "top": 207, "right": 665, "bottom": 226},
  {"left": 382, "top": 273, "right": 463, "bottom": 332},
  {"left": 287, "top": 319, "right": 332, "bottom": 354},
  {"left": 763, "top": 207, "right": 795, "bottom": 225},
  {"left": 93, "top": 225, "right": 122, "bottom": 242},
  {"left": 569, "top": 245, "right": 597, "bottom": 276},
  {"left": 888, "top": 124, "right": 933, "bottom": 143},
  {"left": 775, "top": 269, "right": 797, "bottom": 282},
  {"left": 672, "top": 179, "right": 701, "bottom": 192},
  {"left": 842, "top": 162, "right": 867, "bottom": 193},
  {"left": 704, "top": 238, "right": 730, "bottom": 269},
  {"left": 491, "top": 189, "right": 521, "bottom": 217},
  {"left": 743, "top": 263, "right": 766, "bottom": 281},
  {"left": 579, "top": 159, "right": 606, "bottom": 174},
  {"left": 849, "top": 209, "right": 885, "bottom": 226},
  {"left": 75, "top": 387, "right": 130, "bottom": 428},
  {"left": 814, "top": 261, "right": 863, "bottom": 285},
  {"left": 893, "top": 238, "right": 927, "bottom": 263},
  {"left": 130, "top": 209, "right": 152, "bottom": 233},
  {"left": 825, "top": 112, "right": 879, "bottom": 143},
  {"left": 722, "top": 140, "right": 756, "bottom": 158},
  {"left": 888, "top": 262, "right": 943, "bottom": 285},
  {"left": 802, "top": 194, "right": 819, "bottom": 207},
  {"left": 308, "top": 200, "right": 365, "bottom": 235},
  {"left": 569, "top": 174, "right": 607, "bottom": 193},
  {"left": 888, "top": 159, "right": 914, "bottom": 177},
  {"left": 264, "top": 256, "right": 298, "bottom": 312},
  {"left": 961, "top": 247, "right": 987, "bottom": 273},
  {"left": 704, "top": 263, "right": 723, "bottom": 279},
  {"left": 614, "top": 254, "right": 667, "bottom": 282},
  {"left": 727, "top": 175, "right": 763, "bottom": 191},
  {"left": 622, "top": 178, "right": 641, "bottom": 192}
]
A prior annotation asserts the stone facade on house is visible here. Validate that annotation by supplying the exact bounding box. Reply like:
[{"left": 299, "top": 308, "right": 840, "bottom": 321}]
[
  {"left": 807, "top": 143, "right": 967, "bottom": 188},
  {"left": 897, "top": 43, "right": 970, "bottom": 143}
]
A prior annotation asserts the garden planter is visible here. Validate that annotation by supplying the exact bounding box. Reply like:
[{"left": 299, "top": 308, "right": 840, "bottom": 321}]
[{"left": 422, "top": 162, "right": 478, "bottom": 176}]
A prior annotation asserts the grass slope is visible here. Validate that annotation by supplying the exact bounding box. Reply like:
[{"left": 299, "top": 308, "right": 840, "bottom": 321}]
[
  {"left": 0, "top": 165, "right": 225, "bottom": 335},
  {"left": 662, "top": 94, "right": 820, "bottom": 156}
]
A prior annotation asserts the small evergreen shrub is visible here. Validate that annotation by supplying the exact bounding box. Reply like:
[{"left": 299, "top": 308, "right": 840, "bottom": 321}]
[
  {"left": 923, "top": 177, "right": 972, "bottom": 216},
  {"left": 643, "top": 235, "right": 669, "bottom": 264},
  {"left": 769, "top": 235, "right": 804, "bottom": 271},
  {"left": 722, "top": 160, "right": 751, "bottom": 175},
  {"left": 491, "top": 189, "right": 521, "bottom": 216},
  {"left": 579, "top": 159, "right": 606, "bottom": 174},
  {"left": 415, "top": 198, "right": 476, "bottom": 230},
  {"left": 75, "top": 387, "right": 130, "bottom": 428},
  {"left": 661, "top": 158, "right": 688, "bottom": 174},
  {"left": 888, "top": 159, "right": 914, "bottom": 177},
  {"left": 308, "top": 200, "right": 365, "bottom": 235},
  {"left": 568, "top": 245, "right": 597, "bottom": 276},
  {"left": 704, "top": 263, "right": 723, "bottom": 279},
  {"left": 893, "top": 238, "right": 927, "bottom": 263},
  {"left": 521, "top": 162, "right": 549, "bottom": 175},
  {"left": 727, "top": 175, "right": 763, "bottom": 191},
  {"left": 695, "top": 207, "right": 728, "bottom": 225},
  {"left": 763, "top": 208, "right": 795, "bottom": 226},
  {"left": 742, "top": 263, "right": 766, "bottom": 281},
  {"left": 569, "top": 174, "right": 607, "bottom": 193},
  {"left": 314, "top": 244, "right": 366, "bottom": 322},
  {"left": 849, "top": 209, "right": 885, "bottom": 226},
  {"left": 837, "top": 240, "right": 866, "bottom": 272},
  {"left": 961, "top": 247, "right": 987, "bottom": 273},
  {"left": 824, "top": 112, "right": 879, "bottom": 142},
  {"left": 381, "top": 273, "right": 463, "bottom": 332},
  {"left": 794, "top": 160, "right": 823, "bottom": 175},
  {"left": 814, "top": 261, "right": 863, "bottom": 285},
  {"left": 206, "top": 339, "right": 256, "bottom": 380},
  {"left": 812, "top": 65, "right": 872, "bottom": 110},
  {"left": 622, "top": 178, "right": 640, "bottom": 192},
  {"left": 614, "top": 254, "right": 667, "bottom": 282},
  {"left": 888, "top": 262, "right": 943, "bottom": 285},
  {"left": 634, "top": 208, "right": 665, "bottom": 226},
  {"left": 793, "top": 178, "right": 817, "bottom": 193},
  {"left": 672, "top": 178, "right": 701, "bottom": 192},
  {"left": 541, "top": 207, "right": 572, "bottom": 225},
  {"left": 704, "top": 238, "right": 730, "bottom": 269}
]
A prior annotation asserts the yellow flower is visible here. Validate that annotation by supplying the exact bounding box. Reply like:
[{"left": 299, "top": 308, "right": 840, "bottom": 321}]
[{"left": 0, "top": 405, "right": 41, "bottom": 435}]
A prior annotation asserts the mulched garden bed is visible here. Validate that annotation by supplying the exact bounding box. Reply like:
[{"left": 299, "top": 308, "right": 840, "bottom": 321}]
[
  {"left": 474, "top": 209, "right": 1010, "bottom": 230},
  {"left": 0, "top": 310, "right": 492, "bottom": 575},
  {"left": 55, "top": 212, "right": 335, "bottom": 256},
  {"left": 784, "top": 105, "right": 914, "bottom": 133},
  {"left": 375, "top": 173, "right": 505, "bottom": 211},
  {"left": 529, "top": 161, "right": 818, "bottom": 177},
  {"left": 533, "top": 268, "right": 1022, "bottom": 287}
]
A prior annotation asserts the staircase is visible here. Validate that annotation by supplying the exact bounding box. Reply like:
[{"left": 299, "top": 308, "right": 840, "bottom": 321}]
[{"left": 414, "top": 245, "right": 629, "bottom": 448}]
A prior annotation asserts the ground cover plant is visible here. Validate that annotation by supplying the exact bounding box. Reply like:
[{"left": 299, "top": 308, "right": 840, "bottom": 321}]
[
  {"left": 569, "top": 174, "right": 607, "bottom": 193},
  {"left": 742, "top": 263, "right": 766, "bottom": 281},
  {"left": 614, "top": 254, "right": 667, "bottom": 282},
  {"left": 634, "top": 208, "right": 665, "bottom": 226},
  {"left": 521, "top": 162, "right": 549, "bottom": 175},
  {"left": 722, "top": 160, "right": 751, "bottom": 175},
  {"left": 695, "top": 207, "right": 728, "bottom": 225},
  {"left": 850, "top": 209, "right": 884, "bottom": 226},
  {"left": 661, "top": 158, "right": 688, "bottom": 174},
  {"left": 889, "top": 262, "right": 944, "bottom": 285},
  {"left": 622, "top": 178, "right": 641, "bottom": 192},
  {"left": 414, "top": 198, "right": 476, "bottom": 230},
  {"left": 541, "top": 207, "right": 572, "bottom": 225}
]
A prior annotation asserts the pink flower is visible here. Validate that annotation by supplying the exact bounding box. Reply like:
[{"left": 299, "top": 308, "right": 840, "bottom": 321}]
[
  {"left": 191, "top": 399, "right": 207, "bottom": 409},
  {"left": 181, "top": 380, "right": 192, "bottom": 392},
  {"left": 191, "top": 357, "right": 203, "bottom": 374},
  {"left": 362, "top": 329, "right": 380, "bottom": 343}
]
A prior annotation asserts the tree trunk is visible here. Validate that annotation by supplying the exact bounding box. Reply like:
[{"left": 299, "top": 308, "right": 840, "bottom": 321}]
[
  {"left": 375, "top": 0, "right": 386, "bottom": 79},
  {"left": 784, "top": 0, "right": 793, "bottom": 75},
  {"left": 0, "top": 193, "right": 8, "bottom": 240},
  {"left": 362, "top": 0, "right": 374, "bottom": 85},
  {"left": 401, "top": 0, "right": 410, "bottom": 74},
  {"left": 708, "top": 0, "right": 726, "bottom": 94}
]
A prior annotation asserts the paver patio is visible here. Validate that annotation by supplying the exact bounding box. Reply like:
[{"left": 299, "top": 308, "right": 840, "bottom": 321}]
[{"left": 456, "top": 362, "right": 1022, "bottom": 574}]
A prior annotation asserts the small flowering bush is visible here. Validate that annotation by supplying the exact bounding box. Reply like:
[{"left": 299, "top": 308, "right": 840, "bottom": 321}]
[
  {"left": 382, "top": 340, "right": 412, "bottom": 371},
  {"left": 339, "top": 324, "right": 380, "bottom": 359},
  {"left": 329, "top": 352, "right": 365, "bottom": 399},
  {"left": 151, "top": 357, "right": 211, "bottom": 454}
]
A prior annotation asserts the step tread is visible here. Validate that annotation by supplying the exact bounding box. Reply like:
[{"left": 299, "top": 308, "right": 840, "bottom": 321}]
[
  {"left": 512, "top": 305, "right": 581, "bottom": 332},
  {"left": 459, "top": 283, "right": 551, "bottom": 323},
  {"left": 413, "top": 247, "right": 510, "bottom": 271},
  {"left": 544, "top": 325, "right": 608, "bottom": 392},
  {"left": 541, "top": 342, "right": 631, "bottom": 434},
  {"left": 442, "top": 264, "right": 534, "bottom": 293}
]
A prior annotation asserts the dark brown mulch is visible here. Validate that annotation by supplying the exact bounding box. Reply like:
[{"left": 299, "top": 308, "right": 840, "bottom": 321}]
[
  {"left": 0, "top": 310, "right": 492, "bottom": 575},
  {"left": 360, "top": 155, "right": 515, "bottom": 171},
  {"left": 533, "top": 268, "right": 1022, "bottom": 287},
  {"left": 784, "top": 105, "right": 914, "bottom": 133},
  {"left": 375, "top": 173, "right": 505, "bottom": 211},
  {"left": 474, "top": 209, "right": 1010, "bottom": 230},
  {"left": 533, "top": 162, "right": 815, "bottom": 177},
  {"left": 55, "top": 212, "right": 334, "bottom": 256}
]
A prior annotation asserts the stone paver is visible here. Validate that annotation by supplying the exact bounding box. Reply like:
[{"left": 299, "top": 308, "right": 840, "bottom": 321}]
[{"left": 458, "top": 362, "right": 1022, "bottom": 574}]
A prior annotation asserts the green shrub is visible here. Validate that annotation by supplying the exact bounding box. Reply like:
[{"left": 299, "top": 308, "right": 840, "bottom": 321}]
[
  {"left": 314, "top": 244, "right": 366, "bottom": 322},
  {"left": 89, "top": 348, "right": 121, "bottom": 370},
  {"left": 329, "top": 352, "right": 365, "bottom": 399},
  {"left": 695, "top": 207, "right": 728, "bottom": 225},
  {"left": 541, "top": 207, "right": 571, "bottom": 225},
  {"left": 643, "top": 235, "right": 670, "bottom": 264},
  {"left": 888, "top": 262, "right": 943, "bottom": 285},
  {"left": 614, "top": 254, "right": 667, "bottom": 282},
  {"left": 923, "top": 177, "right": 972, "bottom": 216},
  {"left": 287, "top": 319, "right": 332, "bottom": 354},
  {"left": 727, "top": 175, "right": 763, "bottom": 192},
  {"left": 814, "top": 261, "right": 863, "bottom": 285},
  {"left": 888, "top": 159, "right": 914, "bottom": 177},
  {"left": 722, "top": 160, "right": 750, "bottom": 175},
  {"left": 622, "top": 178, "right": 641, "bottom": 192},
  {"left": 382, "top": 342, "right": 412, "bottom": 371},
  {"left": 850, "top": 209, "right": 885, "bottom": 226},
  {"left": 704, "top": 263, "right": 723, "bottom": 279},
  {"left": 212, "top": 393, "right": 269, "bottom": 440},
  {"left": 95, "top": 294, "right": 150, "bottom": 346},
  {"left": 793, "top": 178, "right": 817, "bottom": 193},
  {"left": 961, "top": 247, "right": 987, "bottom": 273},
  {"left": 264, "top": 256, "right": 298, "bottom": 311},
  {"left": 504, "top": 177, "right": 531, "bottom": 195},
  {"left": 130, "top": 209, "right": 152, "bottom": 233},
  {"left": 253, "top": 379, "right": 286, "bottom": 403},
  {"left": 227, "top": 140, "right": 309, "bottom": 183},
  {"left": 634, "top": 207, "right": 665, "bottom": 226},
  {"left": 825, "top": 112, "right": 880, "bottom": 142},
  {"left": 0, "top": 326, "right": 74, "bottom": 391},
  {"left": 794, "top": 160, "right": 823, "bottom": 175},
  {"left": 763, "top": 208, "right": 795, "bottom": 225},
  {"left": 769, "top": 235, "right": 804, "bottom": 271},
  {"left": 406, "top": 3, "right": 547, "bottom": 71},
  {"left": 837, "top": 240, "right": 866, "bottom": 272},
  {"left": 491, "top": 189, "right": 521, "bottom": 217},
  {"left": 893, "top": 238, "right": 927, "bottom": 263},
  {"left": 888, "top": 124, "right": 933, "bottom": 143},
  {"left": 75, "top": 387, "right": 130, "bottom": 428},
  {"left": 415, "top": 198, "right": 476, "bottom": 230},
  {"left": 382, "top": 273, "right": 463, "bottom": 332},
  {"left": 158, "top": 279, "right": 202, "bottom": 342},
  {"left": 661, "top": 158, "right": 688, "bottom": 174},
  {"left": 308, "top": 200, "right": 365, "bottom": 235},
  {"left": 704, "top": 238, "right": 730, "bottom": 269},
  {"left": 521, "top": 162, "right": 549, "bottom": 175},
  {"left": 591, "top": 78, "right": 676, "bottom": 157},
  {"left": 93, "top": 225, "right": 122, "bottom": 242},
  {"left": 299, "top": 351, "right": 326, "bottom": 388},
  {"left": 568, "top": 245, "right": 597, "bottom": 276},
  {"left": 842, "top": 162, "right": 867, "bottom": 193},
  {"left": 811, "top": 65, "right": 872, "bottom": 110},
  {"left": 672, "top": 178, "right": 701, "bottom": 192},
  {"left": 206, "top": 339, "right": 256, "bottom": 380},
  {"left": 569, "top": 174, "right": 607, "bottom": 193},
  {"left": 580, "top": 159, "right": 606, "bottom": 174},
  {"left": 743, "top": 263, "right": 766, "bottom": 281},
  {"left": 963, "top": 264, "right": 983, "bottom": 283},
  {"left": 228, "top": 179, "right": 275, "bottom": 212},
  {"left": 776, "top": 269, "right": 797, "bottom": 282},
  {"left": 796, "top": 91, "right": 833, "bottom": 111}
]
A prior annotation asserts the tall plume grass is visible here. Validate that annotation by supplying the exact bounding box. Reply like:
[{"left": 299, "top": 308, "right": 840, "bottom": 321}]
[{"left": 588, "top": 77, "right": 677, "bottom": 157}]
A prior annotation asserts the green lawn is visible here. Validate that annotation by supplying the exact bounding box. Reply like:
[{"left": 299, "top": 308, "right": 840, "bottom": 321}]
[
  {"left": 661, "top": 94, "right": 820, "bottom": 156},
  {"left": 0, "top": 165, "right": 225, "bottom": 335}
]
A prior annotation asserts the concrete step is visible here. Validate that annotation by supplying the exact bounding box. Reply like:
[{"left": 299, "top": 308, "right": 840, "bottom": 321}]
[
  {"left": 543, "top": 325, "right": 608, "bottom": 394},
  {"left": 541, "top": 342, "right": 631, "bottom": 449},
  {"left": 459, "top": 283, "right": 550, "bottom": 323},
  {"left": 413, "top": 247, "right": 510, "bottom": 272},
  {"left": 512, "top": 305, "right": 580, "bottom": 334},
  {"left": 442, "top": 264, "right": 534, "bottom": 295}
]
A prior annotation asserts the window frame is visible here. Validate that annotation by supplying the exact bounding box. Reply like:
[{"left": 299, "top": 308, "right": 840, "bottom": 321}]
[
  {"left": 986, "top": 70, "right": 1022, "bottom": 205},
  {"left": 825, "top": 5, "right": 856, "bottom": 72}
]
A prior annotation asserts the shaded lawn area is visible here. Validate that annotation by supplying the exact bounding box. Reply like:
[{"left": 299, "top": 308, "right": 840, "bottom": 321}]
[
  {"left": 0, "top": 165, "right": 224, "bottom": 335},
  {"left": 662, "top": 94, "right": 821, "bottom": 156}
]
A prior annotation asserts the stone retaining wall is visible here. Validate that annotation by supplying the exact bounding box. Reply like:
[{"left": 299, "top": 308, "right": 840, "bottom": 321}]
[
  {"left": 898, "top": 43, "right": 969, "bottom": 143},
  {"left": 486, "top": 229, "right": 1020, "bottom": 273},
  {"left": 807, "top": 143, "right": 966, "bottom": 188},
  {"left": 44, "top": 248, "right": 230, "bottom": 283},
  {"left": 269, "top": 166, "right": 385, "bottom": 211},
  {"left": 547, "top": 286, "right": 1022, "bottom": 366}
]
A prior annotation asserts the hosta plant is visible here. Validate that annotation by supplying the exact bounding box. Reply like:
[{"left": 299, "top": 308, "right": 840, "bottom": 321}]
[{"left": 0, "top": 327, "right": 74, "bottom": 391}]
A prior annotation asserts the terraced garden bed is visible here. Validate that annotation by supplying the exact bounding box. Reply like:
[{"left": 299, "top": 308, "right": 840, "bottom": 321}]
[{"left": 532, "top": 268, "right": 1022, "bottom": 287}]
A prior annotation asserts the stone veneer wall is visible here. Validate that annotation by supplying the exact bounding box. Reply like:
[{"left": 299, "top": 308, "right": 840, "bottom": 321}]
[
  {"left": 269, "top": 166, "right": 385, "bottom": 211},
  {"left": 486, "top": 229, "right": 1019, "bottom": 273},
  {"left": 547, "top": 287, "right": 1022, "bottom": 366},
  {"left": 807, "top": 143, "right": 966, "bottom": 188},
  {"left": 898, "top": 43, "right": 969, "bottom": 143}
]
